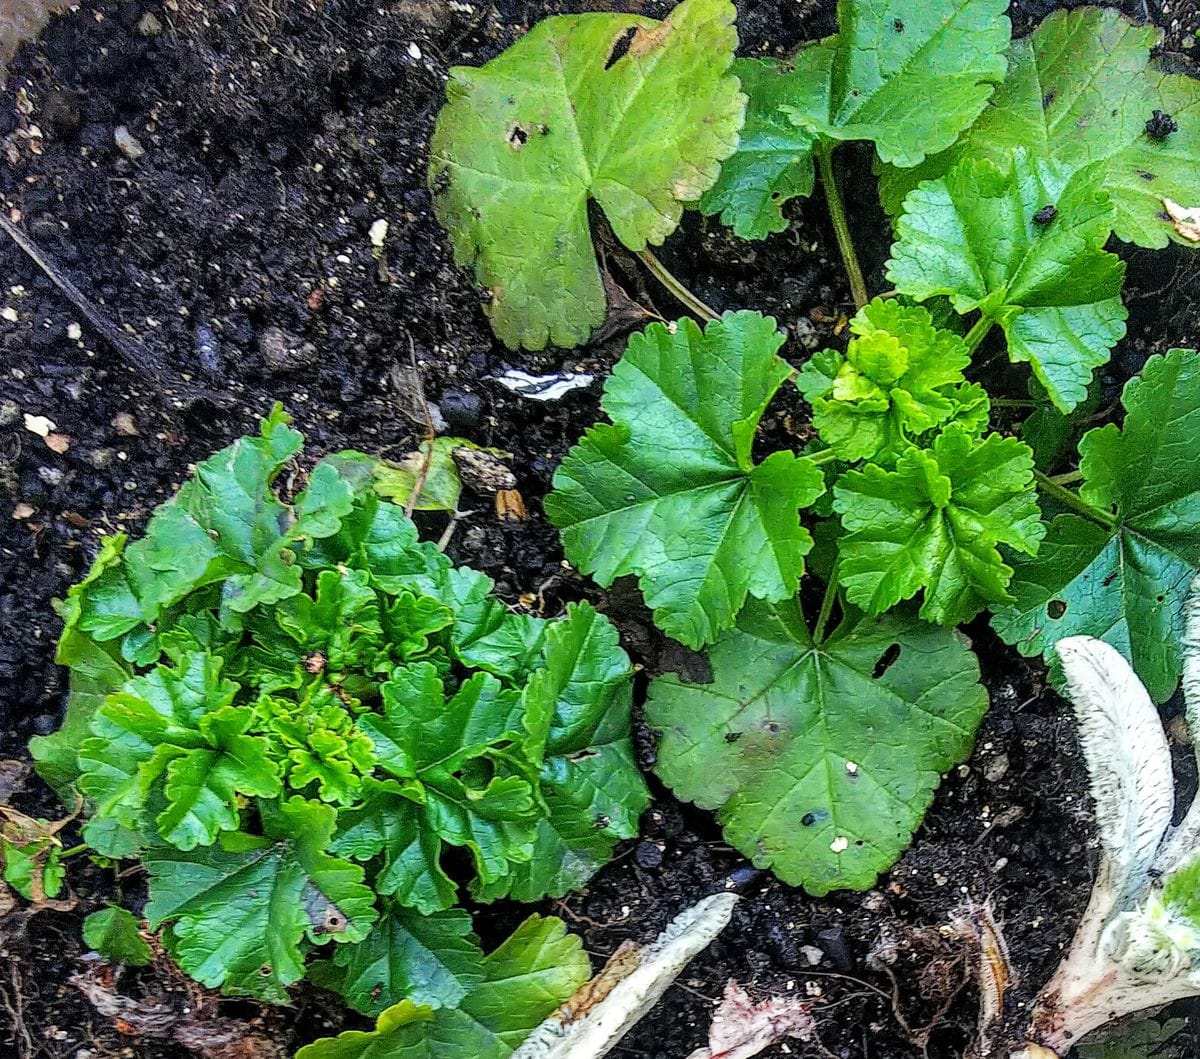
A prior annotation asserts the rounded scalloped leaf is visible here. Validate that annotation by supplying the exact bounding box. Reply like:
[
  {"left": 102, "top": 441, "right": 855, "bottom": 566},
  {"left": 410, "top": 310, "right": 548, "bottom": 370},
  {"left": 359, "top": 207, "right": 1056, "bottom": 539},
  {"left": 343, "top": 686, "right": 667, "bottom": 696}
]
[
  {"left": 428, "top": 0, "right": 746, "bottom": 350},
  {"left": 647, "top": 601, "right": 988, "bottom": 894}
]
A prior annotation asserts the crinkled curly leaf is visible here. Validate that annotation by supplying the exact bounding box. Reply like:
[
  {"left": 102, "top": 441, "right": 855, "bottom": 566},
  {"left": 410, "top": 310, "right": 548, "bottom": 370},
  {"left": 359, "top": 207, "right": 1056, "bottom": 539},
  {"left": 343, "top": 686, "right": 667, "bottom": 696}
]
[
  {"left": 476, "top": 603, "right": 649, "bottom": 902},
  {"left": 797, "top": 298, "right": 988, "bottom": 461},
  {"left": 78, "top": 652, "right": 282, "bottom": 850},
  {"left": 324, "top": 904, "right": 484, "bottom": 1017},
  {"left": 834, "top": 426, "right": 1044, "bottom": 625},
  {"left": 647, "top": 600, "right": 987, "bottom": 893},
  {"left": 992, "top": 348, "right": 1200, "bottom": 703},
  {"left": 144, "top": 797, "right": 377, "bottom": 1003},
  {"left": 296, "top": 915, "right": 590, "bottom": 1059},
  {"left": 546, "top": 312, "right": 826, "bottom": 648},
  {"left": 887, "top": 150, "right": 1128, "bottom": 413},
  {"left": 428, "top": 0, "right": 745, "bottom": 350},
  {"left": 878, "top": 7, "right": 1200, "bottom": 250}
]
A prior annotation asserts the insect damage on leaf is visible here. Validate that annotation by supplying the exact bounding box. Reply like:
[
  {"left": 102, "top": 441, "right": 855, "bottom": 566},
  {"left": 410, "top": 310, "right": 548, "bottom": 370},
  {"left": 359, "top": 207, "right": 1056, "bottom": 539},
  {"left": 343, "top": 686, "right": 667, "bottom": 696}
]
[
  {"left": 878, "top": 7, "right": 1200, "bottom": 250},
  {"left": 992, "top": 348, "right": 1200, "bottom": 704},
  {"left": 428, "top": 0, "right": 745, "bottom": 350},
  {"left": 647, "top": 600, "right": 988, "bottom": 894}
]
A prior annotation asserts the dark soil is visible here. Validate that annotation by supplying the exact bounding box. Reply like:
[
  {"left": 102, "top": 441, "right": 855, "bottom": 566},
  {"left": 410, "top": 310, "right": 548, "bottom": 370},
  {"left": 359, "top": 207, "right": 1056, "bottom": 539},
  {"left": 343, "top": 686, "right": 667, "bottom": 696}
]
[{"left": 1, "top": 1, "right": 1199, "bottom": 1057}]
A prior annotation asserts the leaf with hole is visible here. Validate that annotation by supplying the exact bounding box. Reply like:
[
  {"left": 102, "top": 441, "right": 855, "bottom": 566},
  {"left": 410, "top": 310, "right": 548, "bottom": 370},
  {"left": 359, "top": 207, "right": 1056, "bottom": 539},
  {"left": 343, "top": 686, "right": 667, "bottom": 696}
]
[
  {"left": 428, "top": 0, "right": 745, "bottom": 349},
  {"left": 992, "top": 348, "right": 1200, "bottom": 703},
  {"left": 647, "top": 599, "right": 988, "bottom": 893},
  {"left": 886, "top": 149, "right": 1128, "bottom": 413},
  {"left": 878, "top": 7, "right": 1200, "bottom": 250}
]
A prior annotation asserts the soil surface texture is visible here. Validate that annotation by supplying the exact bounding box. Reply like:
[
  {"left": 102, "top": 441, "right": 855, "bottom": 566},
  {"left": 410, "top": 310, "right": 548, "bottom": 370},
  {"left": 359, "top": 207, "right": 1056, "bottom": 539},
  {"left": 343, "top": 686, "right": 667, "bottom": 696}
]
[{"left": 2, "top": 1, "right": 1200, "bottom": 1057}]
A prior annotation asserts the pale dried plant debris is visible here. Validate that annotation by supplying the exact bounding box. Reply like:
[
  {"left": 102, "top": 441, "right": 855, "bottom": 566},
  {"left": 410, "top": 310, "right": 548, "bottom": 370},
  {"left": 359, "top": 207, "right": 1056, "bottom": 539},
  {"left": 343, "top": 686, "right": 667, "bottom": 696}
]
[
  {"left": 685, "top": 980, "right": 814, "bottom": 1059},
  {"left": 1163, "top": 198, "right": 1200, "bottom": 243},
  {"left": 511, "top": 892, "right": 739, "bottom": 1059},
  {"left": 1000, "top": 576, "right": 1200, "bottom": 1056}
]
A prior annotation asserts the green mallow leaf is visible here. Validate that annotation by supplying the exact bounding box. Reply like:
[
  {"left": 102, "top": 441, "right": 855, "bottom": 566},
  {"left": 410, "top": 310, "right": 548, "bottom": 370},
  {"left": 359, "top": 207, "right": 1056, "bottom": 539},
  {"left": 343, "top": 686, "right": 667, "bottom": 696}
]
[
  {"left": 992, "top": 348, "right": 1200, "bottom": 703},
  {"left": 75, "top": 405, "right": 357, "bottom": 649},
  {"left": 82, "top": 906, "right": 153, "bottom": 967},
  {"left": 797, "top": 298, "right": 989, "bottom": 462},
  {"left": 545, "top": 312, "right": 827, "bottom": 648},
  {"left": 647, "top": 599, "right": 988, "bottom": 894},
  {"left": 428, "top": 0, "right": 745, "bottom": 350},
  {"left": 878, "top": 7, "right": 1200, "bottom": 250},
  {"left": 1076, "top": 1018, "right": 1187, "bottom": 1059},
  {"left": 886, "top": 149, "right": 1128, "bottom": 413},
  {"left": 834, "top": 426, "right": 1044, "bottom": 626},
  {"left": 703, "top": 0, "right": 1008, "bottom": 237},
  {"left": 296, "top": 915, "right": 590, "bottom": 1059},
  {"left": 78, "top": 652, "right": 282, "bottom": 850},
  {"left": 476, "top": 602, "right": 649, "bottom": 903},
  {"left": 144, "top": 796, "right": 378, "bottom": 1003},
  {"left": 325, "top": 904, "right": 484, "bottom": 1017},
  {"left": 699, "top": 57, "right": 821, "bottom": 239}
]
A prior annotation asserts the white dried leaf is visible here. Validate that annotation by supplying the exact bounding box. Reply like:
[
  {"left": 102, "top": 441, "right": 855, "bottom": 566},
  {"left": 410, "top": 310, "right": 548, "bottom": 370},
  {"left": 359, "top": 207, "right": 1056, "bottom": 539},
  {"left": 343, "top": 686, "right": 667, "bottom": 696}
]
[
  {"left": 1056, "top": 637, "right": 1173, "bottom": 901},
  {"left": 512, "top": 892, "right": 738, "bottom": 1059},
  {"left": 1164, "top": 199, "right": 1200, "bottom": 243},
  {"left": 493, "top": 369, "right": 595, "bottom": 401},
  {"left": 685, "top": 980, "right": 813, "bottom": 1059}
]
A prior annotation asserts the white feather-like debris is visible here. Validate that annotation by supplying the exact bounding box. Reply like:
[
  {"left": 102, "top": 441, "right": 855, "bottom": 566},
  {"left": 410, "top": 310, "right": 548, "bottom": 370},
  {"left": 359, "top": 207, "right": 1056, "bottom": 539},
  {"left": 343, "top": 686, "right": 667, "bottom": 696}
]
[
  {"left": 492, "top": 369, "right": 595, "bottom": 401},
  {"left": 510, "top": 892, "right": 738, "bottom": 1059},
  {"left": 1055, "top": 636, "right": 1173, "bottom": 901},
  {"left": 1006, "top": 619, "right": 1200, "bottom": 1057}
]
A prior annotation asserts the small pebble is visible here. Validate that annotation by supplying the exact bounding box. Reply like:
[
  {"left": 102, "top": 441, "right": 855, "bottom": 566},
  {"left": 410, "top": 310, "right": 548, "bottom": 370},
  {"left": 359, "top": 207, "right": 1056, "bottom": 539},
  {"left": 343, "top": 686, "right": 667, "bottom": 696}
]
[
  {"left": 66, "top": 322, "right": 82, "bottom": 340},
  {"left": 114, "top": 125, "right": 146, "bottom": 160},
  {"left": 633, "top": 840, "right": 663, "bottom": 870},
  {"left": 0, "top": 399, "right": 18, "bottom": 426},
  {"left": 440, "top": 389, "right": 483, "bottom": 432},
  {"left": 11, "top": 502, "right": 35, "bottom": 519},
  {"left": 136, "top": 11, "right": 163, "bottom": 35},
  {"left": 1, "top": 307, "right": 17, "bottom": 322},
  {"left": 369, "top": 218, "right": 389, "bottom": 248},
  {"left": 44, "top": 433, "right": 70, "bottom": 454},
  {"left": 259, "top": 325, "right": 318, "bottom": 373},
  {"left": 38, "top": 465, "right": 64, "bottom": 486},
  {"left": 23, "top": 413, "right": 54, "bottom": 436},
  {"left": 112, "top": 412, "right": 139, "bottom": 436}
]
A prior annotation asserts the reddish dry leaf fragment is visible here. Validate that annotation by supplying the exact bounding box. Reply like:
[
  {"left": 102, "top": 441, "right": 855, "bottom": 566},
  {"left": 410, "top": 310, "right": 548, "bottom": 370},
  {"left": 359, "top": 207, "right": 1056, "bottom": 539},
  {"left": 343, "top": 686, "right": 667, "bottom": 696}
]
[
  {"left": 11, "top": 502, "right": 35, "bottom": 520},
  {"left": 44, "top": 432, "right": 70, "bottom": 453},
  {"left": 686, "top": 981, "right": 814, "bottom": 1059}
]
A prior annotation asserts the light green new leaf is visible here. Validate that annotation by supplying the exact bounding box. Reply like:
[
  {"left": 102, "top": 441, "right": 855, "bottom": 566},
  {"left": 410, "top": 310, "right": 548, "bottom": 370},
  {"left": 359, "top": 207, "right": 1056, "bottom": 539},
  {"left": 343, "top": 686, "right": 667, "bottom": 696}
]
[
  {"left": 476, "top": 602, "right": 648, "bottom": 902},
  {"left": 797, "top": 298, "right": 987, "bottom": 461},
  {"left": 373, "top": 439, "right": 508, "bottom": 513},
  {"left": 878, "top": 7, "right": 1200, "bottom": 249},
  {"left": 647, "top": 600, "right": 987, "bottom": 893},
  {"left": 429, "top": 0, "right": 745, "bottom": 350},
  {"left": 78, "top": 652, "right": 282, "bottom": 850},
  {"left": 887, "top": 150, "right": 1127, "bottom": 412},
  {"left": 992, "top": 348, "right": 1200, "bottom": 703},
  {"left": 82, "top": 906, "right": 152, "bottom": 966},
  {"left": 330, "top": 904, "right": 483, "bottom": 1017},
  {"left": 702, "top": 0, "right": 1010, "bottom": 239},
  {"left": 296, "top": 915, "right": 590, "bottom": 1059},
  {"left": 144, "top": 797, "right": 377, "bottom": 1003},
  {"left": 834, "top": 426, "right": 1044, "bottom": 625},
  {"left": 2, "top": 837, "right": 64, "bottom": 901},
  {"left": 546, "top": 312, "right": 826, "bottom": 648}
]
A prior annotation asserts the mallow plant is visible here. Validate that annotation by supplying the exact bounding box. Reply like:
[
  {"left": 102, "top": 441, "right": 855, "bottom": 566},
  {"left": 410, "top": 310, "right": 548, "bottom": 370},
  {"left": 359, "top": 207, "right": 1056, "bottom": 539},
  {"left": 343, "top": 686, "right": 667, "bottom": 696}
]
[
  {"left": 32, "top": 407, "right": 646, "bottom": 1050},
  {"left": 428, "top": 0, "right": 1200, "bottom": 898}
]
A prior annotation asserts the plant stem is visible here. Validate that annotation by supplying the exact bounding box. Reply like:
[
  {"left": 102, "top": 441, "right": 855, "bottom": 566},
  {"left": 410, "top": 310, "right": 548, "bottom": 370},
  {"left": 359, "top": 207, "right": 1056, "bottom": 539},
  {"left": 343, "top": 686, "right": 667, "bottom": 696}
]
[
  {"left": 1051, "top": 469, "right": 1084, "bottom": 486},
  {"left": 58, "top": 844, "right": 89, "bottom": 859},
  {"left": 813, "top": 564, "right": 840, "bottom": 644},
  {"left": 963, "top": 313, "right": 995, "bottom": 353},
  {"left": 637, "top": 249, "right": 719, "bottom": 322},
  {"left": 1033, "top": 469, "right": 1117, "bottom": 529},
  {"left": 816, "top": 145, "right": 868, "bottom": 310},
  {"left": 806, "top": 447, "right": 839, "bottom": 466},
  {"left": 989, "top": 398, "right": 1037, "bottom": 409}
]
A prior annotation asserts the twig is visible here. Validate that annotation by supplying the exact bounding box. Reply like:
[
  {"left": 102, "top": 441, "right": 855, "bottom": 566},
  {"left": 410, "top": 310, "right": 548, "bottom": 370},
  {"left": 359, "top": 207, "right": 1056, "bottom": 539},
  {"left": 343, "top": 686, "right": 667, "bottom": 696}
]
[
  {"left": 0, "top": 963, "right": 32, "bottom": 1059},
  {"left": 0, "top": 213, "right": 163, "bottom": 379},
  {"left": 403, "top": 335, "right": 436, "bottom": 519}
]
